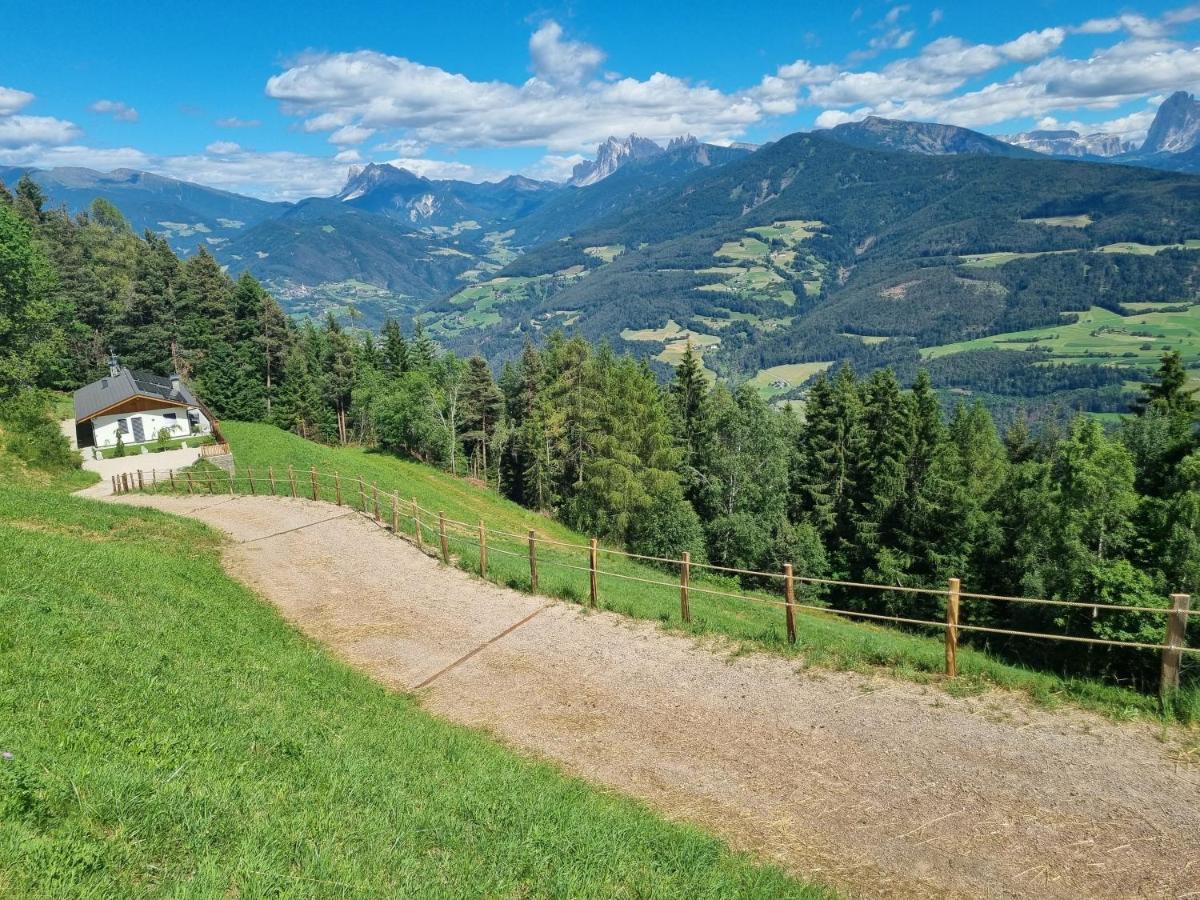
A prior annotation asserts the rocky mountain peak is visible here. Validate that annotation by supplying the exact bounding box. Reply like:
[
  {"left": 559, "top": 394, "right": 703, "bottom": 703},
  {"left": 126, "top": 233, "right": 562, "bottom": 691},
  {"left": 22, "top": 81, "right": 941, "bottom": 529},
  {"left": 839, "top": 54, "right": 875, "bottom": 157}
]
[
  {"left": 569, "top": 134, "right": 665, "bottom": 187},
  {"left": 1001, "top": 129, "right": 1133, "bottom": 158},
  {"left": 336, "top": 163, "right": 424, "bottom": 202},
  {"left": 1142, "top": 91, "right": 1200, "bottom": 154}
]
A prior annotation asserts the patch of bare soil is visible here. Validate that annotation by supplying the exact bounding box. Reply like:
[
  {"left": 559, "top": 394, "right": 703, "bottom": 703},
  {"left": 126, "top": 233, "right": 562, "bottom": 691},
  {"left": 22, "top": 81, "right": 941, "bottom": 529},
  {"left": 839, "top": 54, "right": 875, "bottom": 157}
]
[{"left": 110, "top": 492, "right": 1200, "bottom": 899}]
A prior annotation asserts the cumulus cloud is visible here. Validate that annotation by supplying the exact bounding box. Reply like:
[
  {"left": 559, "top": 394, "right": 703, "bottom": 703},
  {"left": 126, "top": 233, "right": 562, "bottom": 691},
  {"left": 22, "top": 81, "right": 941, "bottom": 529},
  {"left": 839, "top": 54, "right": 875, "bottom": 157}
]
[
  {"left": 329, "top": 123, "right": 375, "bottom": 145},
  {"left": 265, "top": 22, "right": 769, "bottom": 151},
  {"left": 523, "top": 153, "right": 587, "bottom": 182},
  {"left": 89, "top": 99, "right": 139, "bottom": 122},
  {"left": 528, "top": 21, "right": 605, "bottom": 85},
  {"left": 0, "top": 86, "right": 34, "bottom": 116},
  {"left": 804, "top": 3, "right": 1200, "bottom": 141},
  {"left": 0, "top": 115, "right": 82, "bottom": 148}
]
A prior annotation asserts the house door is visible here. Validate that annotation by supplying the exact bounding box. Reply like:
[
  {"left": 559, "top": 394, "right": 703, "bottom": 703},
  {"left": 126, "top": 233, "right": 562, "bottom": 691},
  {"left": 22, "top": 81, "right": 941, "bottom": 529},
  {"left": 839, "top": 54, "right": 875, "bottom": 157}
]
[{"left": 131, "top": 417, "right": 145, "bottom": 443}]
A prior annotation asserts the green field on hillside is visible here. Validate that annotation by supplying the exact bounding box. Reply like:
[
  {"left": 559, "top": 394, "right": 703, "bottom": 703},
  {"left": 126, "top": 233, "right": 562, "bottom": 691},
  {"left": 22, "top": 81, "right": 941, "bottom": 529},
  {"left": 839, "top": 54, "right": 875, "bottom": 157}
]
[
  {"left": 0, "top": 448, "right": 826, "bottom": 897},
  {"left": 199, "top": 422, "right": 1196, "bottom": 724},
  {"left": 621, "top": 320, "right": 721, "bottom": 376},
  {"left": 959, "top": 240, "right": 1200, "bottom": 269},
  {"left": 922, "top": 304, "right": 1200, "bottom": 368},
  {"left": 748, "top": 362, "right": 833, "bottom": 399}
]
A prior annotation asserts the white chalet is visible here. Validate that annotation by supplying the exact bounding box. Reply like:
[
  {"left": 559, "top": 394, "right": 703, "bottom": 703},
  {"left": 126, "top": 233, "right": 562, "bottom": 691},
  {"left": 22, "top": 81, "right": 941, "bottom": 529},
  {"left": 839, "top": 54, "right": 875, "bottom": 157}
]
[{"left": 73, "top": 354, "right": 214, "bottom": 450}]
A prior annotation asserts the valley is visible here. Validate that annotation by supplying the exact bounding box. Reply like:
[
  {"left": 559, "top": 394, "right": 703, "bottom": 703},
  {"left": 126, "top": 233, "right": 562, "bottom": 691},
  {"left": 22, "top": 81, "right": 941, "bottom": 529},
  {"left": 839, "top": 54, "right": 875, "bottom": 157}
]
[{"left": 12, "top": 90, "right": 1200, "bottom": 416}]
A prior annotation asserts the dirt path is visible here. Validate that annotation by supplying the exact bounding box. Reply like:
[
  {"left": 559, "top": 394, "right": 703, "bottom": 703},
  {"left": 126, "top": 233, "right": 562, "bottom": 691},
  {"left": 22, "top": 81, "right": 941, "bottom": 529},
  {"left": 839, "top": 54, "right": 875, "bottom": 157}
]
[{"left": 111, "top": 492, "right": 1200, "bottom": 898}]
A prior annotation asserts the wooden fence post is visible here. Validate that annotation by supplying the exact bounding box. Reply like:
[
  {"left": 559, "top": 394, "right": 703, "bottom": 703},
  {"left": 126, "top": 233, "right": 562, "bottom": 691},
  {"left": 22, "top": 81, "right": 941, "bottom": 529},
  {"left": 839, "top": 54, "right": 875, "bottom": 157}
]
[
  {"left": 357, "top": 477, "right": 366, "bottom": 513},
  {"left": 1161, "top": 592, "right": 1192, "bottom": 699},
  {"left": 479, "top": 520, "right": 488, "bottom": 577},
  {"left": 122, "top": 473, "right": 130, "bottom": 493},
  {"left": 208, "top": 471, "right": 216, "bottom": 494},
  {"left": 528, "top": 530, "right": 539, "bottom": 592},
  {"left": 335, "top": 472, "right": 343, "bottom": 506},
  {"left": 310, "top": 467, "right": 319, "bottom": 502},
  {"left": 413, "top": 498, "right": 423, "bottom": 551},
  {"left": 110, "top": 475, "right": 117, "bottom": 494},
  {"left": 169, "top": 469, "right": 176, "bottom": 492},
  {"left": 589, "top": 538, "right": 599, "bottom": 608},
  {"left": 247, "top": 466, "right": 257, "bottom": 495},
  {"left": 785, "top": 563, "right": 796, "bottom": 645},
  {"left": 227, "top": 470, "right": 235, "bottom": 496},
  {"left": 151, "top": 470, "right": 157, "bottom": 487},
  {"left": 186, "top": 471, "right": 194, "bottom": 495},
  {"left": 137, "top": 469, "right": 144, "bottom": 491},
  {"left": 287, "top": 465, "right": 298, "bottom": 498},
  {"left": 438, "top": 511, "right": 450, "bottom": 562},
  {"left": 267, "top": 466, "right": 276, "bottom": 495},
  {"left": 945, "top": 577, "right": 961, "bottom": 677},
  {"left": 373, "top": 484, "right": 381, "bottom": 522},
  {"left": 680, "top": 552, "right": 691, "bottom": 623},
  {"left": 392, "top": 494, "right": 400, "bottom": 533}
]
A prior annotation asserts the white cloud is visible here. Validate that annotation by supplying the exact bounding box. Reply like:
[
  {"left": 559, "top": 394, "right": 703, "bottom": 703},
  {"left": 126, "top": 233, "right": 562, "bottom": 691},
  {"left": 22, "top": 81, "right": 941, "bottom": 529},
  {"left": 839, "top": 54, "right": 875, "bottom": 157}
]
[
  {"left": 806, "top": 4, "right": 1200, "bottom": 136},
  {"left": 89, "top": 99, "right": 139, "bottom": 122},
  {"left": 929, "top": 8, "right": 943, "bottom": 26},
  {"left": 999, "top": 28, "right": 1066, "bottom": 62},
  {"left": 528, "top": 21, "right": 605, "bottom": 85},
  {"left": 0, "top": 143, "right": 149, "bottom": 170},
  {"left": 0, "top": 115, "right": 81, "bottom": 148},
  {"left": 215, "top": 116, "right": 261, "bottom": 128},
  {"left": 329, "top": 123, "right": 375, "bottom": 145},
  {"left": 205, "top": 141, "right": 242, "bottom": 154},
  {"left": 0, "top": 86, "right": 34, "bottom": 116},
  {"left": 373, "top": 137, "right": 428, "bottom": 155},
  {"left": 523, "top": 153, "right": 586, "bottom": 182},
  {"left": 385, "top": 157, "right": 496, "bottom": 181},
  {"left": 265, "top": 22, "right": 771, "bottom": 151}
]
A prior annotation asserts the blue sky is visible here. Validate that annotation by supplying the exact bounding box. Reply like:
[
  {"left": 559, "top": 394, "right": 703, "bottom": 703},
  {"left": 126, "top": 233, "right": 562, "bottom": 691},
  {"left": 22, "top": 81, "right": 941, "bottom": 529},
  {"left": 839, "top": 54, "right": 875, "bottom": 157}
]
[{"left": 2, "top": 0, "right": 1199, "bottom": 199}]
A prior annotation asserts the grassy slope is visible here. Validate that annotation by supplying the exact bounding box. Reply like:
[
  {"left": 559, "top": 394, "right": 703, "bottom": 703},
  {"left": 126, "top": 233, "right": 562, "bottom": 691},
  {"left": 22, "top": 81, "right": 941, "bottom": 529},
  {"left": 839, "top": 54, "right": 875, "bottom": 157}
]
[
  {"left": 923, "top": 304, "right": 1200, "bottom": 368},
  {"left": 0, "top": 462, "right": 827, "bottom": 897},
  {"left": 215, "top": 422, "right": 1196, "bottom": 724}
]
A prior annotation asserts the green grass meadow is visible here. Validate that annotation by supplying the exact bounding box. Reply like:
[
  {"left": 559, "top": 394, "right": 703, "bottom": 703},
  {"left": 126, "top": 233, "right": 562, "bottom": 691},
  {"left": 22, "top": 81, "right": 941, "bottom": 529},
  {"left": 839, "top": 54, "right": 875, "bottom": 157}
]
[
  {"left": 923, "top": 304, "right": 1200, "bottom": 370},
  {"left": 185, "top": 422, "right": 1198, "bottom": 726},
  {"left": 1, "top": 449, "right": 829, "bottom": 896}
]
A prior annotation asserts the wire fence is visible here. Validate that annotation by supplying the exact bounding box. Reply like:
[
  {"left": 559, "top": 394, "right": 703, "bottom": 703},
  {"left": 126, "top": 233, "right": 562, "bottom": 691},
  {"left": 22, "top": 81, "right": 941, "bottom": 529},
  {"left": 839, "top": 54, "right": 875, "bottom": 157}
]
[{"left": 112, "top": 462, "right": 1198, "bottom": 699}]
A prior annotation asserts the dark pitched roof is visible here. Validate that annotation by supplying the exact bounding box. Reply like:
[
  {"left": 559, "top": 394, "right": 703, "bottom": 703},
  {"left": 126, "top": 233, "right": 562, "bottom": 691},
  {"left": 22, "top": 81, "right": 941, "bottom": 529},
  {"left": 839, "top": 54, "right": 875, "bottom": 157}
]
[{"left": 73, "top": 367, "right": 200, "bottom": 422}]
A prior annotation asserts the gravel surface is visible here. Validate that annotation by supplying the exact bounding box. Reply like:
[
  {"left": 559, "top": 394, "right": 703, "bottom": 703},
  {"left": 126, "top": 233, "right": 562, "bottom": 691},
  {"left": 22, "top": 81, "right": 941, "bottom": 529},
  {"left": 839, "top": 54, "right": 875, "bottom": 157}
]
[{"left": 112, "top": 491, "right": 1200, "bottom": 899}]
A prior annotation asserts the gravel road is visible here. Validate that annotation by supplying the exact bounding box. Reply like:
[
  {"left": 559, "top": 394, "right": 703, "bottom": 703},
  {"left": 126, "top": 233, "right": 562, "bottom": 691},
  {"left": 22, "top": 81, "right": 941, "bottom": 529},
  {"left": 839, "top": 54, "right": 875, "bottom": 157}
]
[{"left": 111, "top": 491, "right": 1200, "bottom": 899}]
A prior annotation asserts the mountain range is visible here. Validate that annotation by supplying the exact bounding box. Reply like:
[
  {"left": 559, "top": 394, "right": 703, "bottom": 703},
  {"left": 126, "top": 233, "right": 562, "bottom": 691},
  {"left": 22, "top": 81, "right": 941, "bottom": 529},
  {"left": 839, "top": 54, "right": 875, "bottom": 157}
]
[{"left": 7, "top": 89, "right": 1200, "bottom": 412}]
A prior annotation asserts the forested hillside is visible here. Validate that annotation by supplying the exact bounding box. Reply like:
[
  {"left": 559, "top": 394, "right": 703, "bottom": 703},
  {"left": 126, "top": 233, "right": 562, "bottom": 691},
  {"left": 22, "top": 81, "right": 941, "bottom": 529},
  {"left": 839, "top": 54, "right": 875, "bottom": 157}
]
[
  {"left": 433, "top": 132, "right": 1200, "bottom": 413},
  {"left": 4, "top": 165, "right": 1198, "bottom": 702}
]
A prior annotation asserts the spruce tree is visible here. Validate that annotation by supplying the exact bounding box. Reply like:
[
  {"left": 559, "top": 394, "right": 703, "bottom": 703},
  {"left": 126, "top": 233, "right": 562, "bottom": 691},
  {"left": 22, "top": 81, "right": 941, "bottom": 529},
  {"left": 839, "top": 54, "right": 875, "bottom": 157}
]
[
  {"left": 460, "top": 356, "right": 504, "bottom": 481},
  {"left": 381, "top": 318, "right": 409, "bottom": 375}
]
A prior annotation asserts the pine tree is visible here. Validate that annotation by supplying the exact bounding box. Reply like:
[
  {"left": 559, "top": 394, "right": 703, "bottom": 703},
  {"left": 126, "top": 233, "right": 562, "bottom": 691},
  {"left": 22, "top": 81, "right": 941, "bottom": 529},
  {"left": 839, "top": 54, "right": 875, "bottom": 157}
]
[
  {"left": 410, "top": 319, "right": 437, "bottom": 372},
  {"left": 669, "top": 342, "right": 710, "bottom": 507},
  {"left": 793, "top": 365, "right": 867, "bottom": 574},
  {"left": 381, "top": 318, "right": 409, "bottom": 375},
  {"left": 848, "top": 368, "right": 914, "bottom": 592},
  {"left": 322, "top": 314, "right": 356, "bottom": 444},
  {"left": 1135, "top": 350, "right": 1197, "bottom": 416},
  {"left": 460, "top": 356, "right": 504, "bottom": 482}
]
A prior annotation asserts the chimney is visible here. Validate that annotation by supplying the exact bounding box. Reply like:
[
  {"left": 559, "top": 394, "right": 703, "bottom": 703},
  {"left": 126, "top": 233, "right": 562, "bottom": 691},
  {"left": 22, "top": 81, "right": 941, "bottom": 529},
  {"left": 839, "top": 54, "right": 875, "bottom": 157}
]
[
  {"left": 108, "top": 350, "right": 121, "bottom": 378},
  {"left": 169, "top": 371, "right": 181, "bottom": 396}
]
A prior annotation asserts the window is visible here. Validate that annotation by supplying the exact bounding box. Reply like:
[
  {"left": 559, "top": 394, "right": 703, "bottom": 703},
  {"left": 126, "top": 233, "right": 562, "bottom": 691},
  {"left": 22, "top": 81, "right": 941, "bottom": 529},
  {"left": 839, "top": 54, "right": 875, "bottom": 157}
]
[
  {"left": 116, "top": 418, "right": 128, "bottom": 434},
  {"left": 163, "top": 412, "right": 177, "bottom": 421}
]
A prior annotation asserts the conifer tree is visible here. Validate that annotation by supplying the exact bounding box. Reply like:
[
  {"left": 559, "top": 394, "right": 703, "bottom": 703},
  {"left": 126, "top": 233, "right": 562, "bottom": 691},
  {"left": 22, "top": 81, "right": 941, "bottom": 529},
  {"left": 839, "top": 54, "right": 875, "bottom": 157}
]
[
  {"left": 460, "top": 356, "right": 504, "bottom": 481},
  {"left": 381, "top": 318, "right": 409, "bottom": 375},
  {"left": 410, "top": 319, "right": 437, "bottom": 372},
  {"left": 322, "top": 314, "right": 356, "bottom": 444}
]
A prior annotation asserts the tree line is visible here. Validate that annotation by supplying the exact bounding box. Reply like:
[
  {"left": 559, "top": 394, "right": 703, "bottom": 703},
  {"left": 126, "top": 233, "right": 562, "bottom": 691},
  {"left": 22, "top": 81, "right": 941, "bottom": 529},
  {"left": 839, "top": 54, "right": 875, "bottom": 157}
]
[{"left": 2, "top": 174, "right": 1196, "bottom": 690}]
